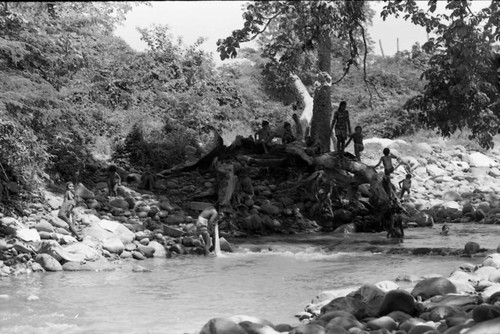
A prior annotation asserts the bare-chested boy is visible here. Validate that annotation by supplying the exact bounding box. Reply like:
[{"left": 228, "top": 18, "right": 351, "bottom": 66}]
[
  {"left": 345, "top": 125, "right": 364, "bottom": 161},
  {"left": 374, "top": 148, "right": 399, "bottom": 178},
  {"left": 398, "top": 174, "right": 412, "bottom": 199},
  {"left": 374, "top": 148, "right": 400, "bottom": 198},
  {"left": 196, "top": 204, "right": 219, "bottom": 256}
]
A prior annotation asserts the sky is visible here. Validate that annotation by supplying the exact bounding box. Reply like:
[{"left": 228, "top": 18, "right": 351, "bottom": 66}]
[{"left": 113, "top": 1, "right": 488, "bottom": 64}]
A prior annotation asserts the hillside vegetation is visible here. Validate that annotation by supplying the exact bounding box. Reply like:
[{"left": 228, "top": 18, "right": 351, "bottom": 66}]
[{"left": 0, "top": 1, "right": 498, "bottom": 212}]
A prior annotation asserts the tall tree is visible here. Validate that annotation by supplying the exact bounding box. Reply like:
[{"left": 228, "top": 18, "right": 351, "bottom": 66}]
[
  {"left": 381, "top": 0, "right": 500, "bottom": 148},
  {"left": 217, "top": 1, "right": 371, "bottom": 152}
]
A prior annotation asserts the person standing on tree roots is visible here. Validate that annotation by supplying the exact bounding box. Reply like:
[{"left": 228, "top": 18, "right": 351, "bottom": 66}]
[
  {"left": 373, "top": 147, "right": 401, "bottom": 198},
  {"left": 345, "top": 125, "right": 364, "bottom": 161},
  {"left": 331, "top": 101, "right": 352, "bottom": 156}
]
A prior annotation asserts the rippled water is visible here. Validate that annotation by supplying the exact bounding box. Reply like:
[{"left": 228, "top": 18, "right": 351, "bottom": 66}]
[{"left": 0, "top": 223, "right": 498, "bottom": 334}]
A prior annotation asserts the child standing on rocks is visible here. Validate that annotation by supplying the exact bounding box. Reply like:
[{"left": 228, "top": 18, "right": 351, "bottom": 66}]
[
  {"left": 58, "top": 182, "right": 83, "bottom": 241},
  {"left": 398, "top": 174, "right": 412, "bottom": 199},
  {"left": 374, "top": 147, "right": 400, "bottom": 198}
]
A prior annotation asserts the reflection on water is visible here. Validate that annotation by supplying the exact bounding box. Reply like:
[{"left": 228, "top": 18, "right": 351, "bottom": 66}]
[{"left": 0, "top": 223, "right": 498, "bottom": 334}]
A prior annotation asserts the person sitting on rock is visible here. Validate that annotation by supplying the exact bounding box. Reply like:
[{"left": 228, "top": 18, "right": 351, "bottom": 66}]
[
  {"left": 140, "top": 164, "right": 156, "bottom": 191},
  {"left": 398, "top": 174, "right": 412, "bottom": 199},
  {"left": 282, "top": 121, "right": 296, "bottom": 144},
  {"left": 305, "top": 135, "right": 321, "bottom": 156},
  {"left": 196, "top": 204, "right": 220, "bottom": 256},
  {"left": 58, "top": 182, "right": 83, "bottom": 241},
  {"left": 106, "top": 164, "right": 121, "bottom": 197},
  {"left": 254, "top": 120, "right": 273, "bottom": 154}
]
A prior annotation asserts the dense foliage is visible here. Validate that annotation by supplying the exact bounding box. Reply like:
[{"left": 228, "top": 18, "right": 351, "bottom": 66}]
[
  {"left": 217, "top": 0, "right": 373, "bottom": 151},
  {"left": 1, "top": 0, "right": 499, "bottom": 207},
  {"left": 382, "top": 0, "right": 500, "bottom": 148}
]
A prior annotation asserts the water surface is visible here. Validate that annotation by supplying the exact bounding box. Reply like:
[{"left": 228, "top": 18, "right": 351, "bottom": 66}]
[{"left": 0, "top": 223, "right": 497, "bottom": 334}]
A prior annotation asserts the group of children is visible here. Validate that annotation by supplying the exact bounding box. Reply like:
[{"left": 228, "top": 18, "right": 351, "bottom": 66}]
[{"left": 254, "top": 101, "right": 413, "bottom": 201}]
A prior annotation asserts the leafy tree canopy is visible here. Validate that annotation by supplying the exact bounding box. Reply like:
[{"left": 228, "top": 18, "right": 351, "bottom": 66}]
[{"left": 382, "top": 0, "right": 500, "bottom": 148}]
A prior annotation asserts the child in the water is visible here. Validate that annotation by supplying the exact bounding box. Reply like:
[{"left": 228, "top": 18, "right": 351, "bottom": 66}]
[{"left": 440, "top": 223, "right": 450, "bottom": 236}]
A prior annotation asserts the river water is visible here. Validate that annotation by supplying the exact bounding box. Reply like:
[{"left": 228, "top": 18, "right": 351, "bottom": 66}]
[{"left": 1, "top": 223, "right": 498, "bottom": 334}]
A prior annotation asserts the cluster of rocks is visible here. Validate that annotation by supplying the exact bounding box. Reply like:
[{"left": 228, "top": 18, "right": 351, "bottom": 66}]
[
  {"left": 0, "top": 168, "right": 241, "bottom": 276},
  {"left": 347, "top": 137, "right": 500, "bottom": 231},
  {"left": 2, "top": 136, "right": 500, "bottom": 277},
  {"left": 194, "top": 252, "right": 500, "bottom": 334}
]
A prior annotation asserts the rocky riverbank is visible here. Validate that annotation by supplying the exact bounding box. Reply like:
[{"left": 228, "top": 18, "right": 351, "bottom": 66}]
[
  {"left": 2, "top": 136, "right": 500, "bottom": 277},
  {"left": 193, "top": 252, "right": 500, "bottom": 334}
]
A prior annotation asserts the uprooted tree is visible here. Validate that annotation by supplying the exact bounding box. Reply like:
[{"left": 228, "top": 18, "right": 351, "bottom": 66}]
[
  {"left": 211, "top": 0, "right": 405, "bottom": 233},
  {"left": 207, "top": 0, "right": 500, "bottom": 233}
]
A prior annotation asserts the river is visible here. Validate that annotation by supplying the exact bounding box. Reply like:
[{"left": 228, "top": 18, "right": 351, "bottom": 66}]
[{"left": 0, "top": 223, "right": 498, "bottom": 334}]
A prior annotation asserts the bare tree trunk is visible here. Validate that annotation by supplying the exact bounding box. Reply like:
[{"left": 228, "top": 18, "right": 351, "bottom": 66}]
[
  {"left": 290, "top": 73, "right": 313, "bottom": 141},
  {"left": 311, "top": 31, "right": 333, "bottom": 153}
]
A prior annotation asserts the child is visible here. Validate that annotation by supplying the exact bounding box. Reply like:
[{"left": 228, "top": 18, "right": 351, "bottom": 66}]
[
  {"left": 440, "top": 223, "right": 450, "bottom": 236},
  {"left": 58, "top": 182, "right": 83, "bottom": 241},
  {"left": 398, "top": 174, "right": 412, "bottom": 199},
  {"left": 254, "top": 120, "right": 273, "bottom": 153},
  {"left": 106, "top": 165, "right": 121, "bottom": 197},
  {"left": 282, "top": 121, "right": 296, "bottom": 144},
  {"left": 345, "top": 125, "right": 364, "bottom": 161},
  {"left": 374, "top": 148, "right": 400, "bottom": 198},
  {"left": 196, "top": 204, "right": 220, "bottom": 256},
  {"left": 330, "top": 101, "right": 351, "bottom": 155},
  {"left": 140, "top": 164, "right": 156, "bottom": 191},
  {"left": 374, "top": 148, "right": 400, "bottom": 179}
]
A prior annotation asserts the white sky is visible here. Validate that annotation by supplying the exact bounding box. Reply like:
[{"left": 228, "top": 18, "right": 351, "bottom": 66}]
[{"left": 113, "top": 1, "right": 490, "bottom": 64}]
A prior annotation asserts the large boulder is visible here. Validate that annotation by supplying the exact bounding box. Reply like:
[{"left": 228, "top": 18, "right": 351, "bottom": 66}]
[
  {"left": 199, "top": 318, "right": 247, "bottom": 334},
  {"left": 345, "top": 284, "right": 386, "bottom": 319},
  {"left": 149, "top": 240, "right": 167, "bottom": 258},
  {"left": 97, "top": 219, "right": 135, "bottom": 244},
  {"left": 378, "top": 289, "right": 417, "bottom": 316},
  {"left": 35, "top": 253, "right": 62, "bottom": 271},
  {"left": 411, "top": 277, "right": 457, "bottom": 300},
  {"left": 102, "top": 237, "right": 125, "bottom": 254},
  {"left": 469, "top": 152, "right": 497, "bottom": 167},
  {"left": 75, "top": 182, "right": 95, "bottom": 199},
  {"left": 109, "top": 198, "right": 130, "bottom": 210},
  {"left": 39, "top": 240, "right": 100, "bottom": 262}
]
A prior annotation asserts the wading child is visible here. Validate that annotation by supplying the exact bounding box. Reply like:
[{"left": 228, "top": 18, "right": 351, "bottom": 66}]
[
  {"left": 58, "top": 182, "right": 83, "bottom": 241},
  {"left": 196, "top": 204, "right": 219, "bottom": 256},
  {"left": 398, "top": 174, "right": 412, "bottom": 199},
  {"left": 345, "top": 125, "right": 364, "bottom": 161}
]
